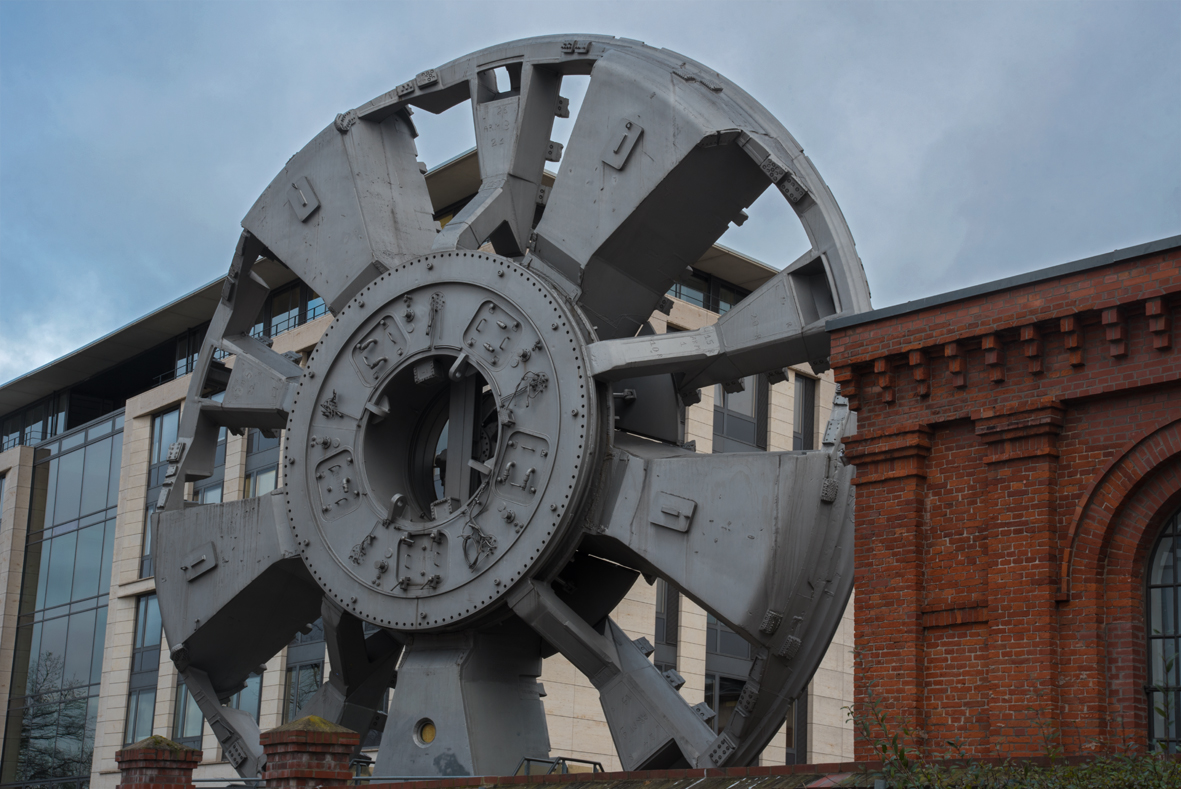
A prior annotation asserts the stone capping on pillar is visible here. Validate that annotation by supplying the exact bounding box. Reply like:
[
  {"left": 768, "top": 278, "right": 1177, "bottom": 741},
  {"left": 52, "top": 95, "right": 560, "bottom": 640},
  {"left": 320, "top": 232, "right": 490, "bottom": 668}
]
[
  {"left": 115, "top": 735, "right": 202, "bottom": 789},
  {"left": 260, "top": 715, "right": 361, "bottom": 789}
]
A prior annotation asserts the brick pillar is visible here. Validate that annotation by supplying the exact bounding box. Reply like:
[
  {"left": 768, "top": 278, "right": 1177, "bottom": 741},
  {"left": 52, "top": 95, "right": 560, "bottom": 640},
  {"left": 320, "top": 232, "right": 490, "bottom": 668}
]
[
  {"left": 844, "top": 423, "right": 932, "bottom": 759},
  {"left": 974, "top": 401, "right": 1064, "bottom": 756},
  {"left": 116, "top": 735, "right": 201, "bottom": 789},
  {"left": 260, "top": 716, "right": 360, "bottom": 789}
]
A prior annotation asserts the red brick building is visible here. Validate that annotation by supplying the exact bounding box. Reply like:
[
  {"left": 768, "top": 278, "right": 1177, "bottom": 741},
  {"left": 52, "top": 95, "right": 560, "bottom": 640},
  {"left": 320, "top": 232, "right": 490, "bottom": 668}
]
[{"left": 828, "top": 235, "right": 1181, "bottom": 757}]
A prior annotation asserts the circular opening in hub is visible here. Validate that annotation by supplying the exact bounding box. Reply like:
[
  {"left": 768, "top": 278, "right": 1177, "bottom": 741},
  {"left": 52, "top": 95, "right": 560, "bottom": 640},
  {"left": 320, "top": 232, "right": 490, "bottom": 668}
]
[
  {"left": 414, "top": 718, "right": 436, "bottom": 746},
  {"left": 362, "top": 354, "right": 499, "bottom": 522}
]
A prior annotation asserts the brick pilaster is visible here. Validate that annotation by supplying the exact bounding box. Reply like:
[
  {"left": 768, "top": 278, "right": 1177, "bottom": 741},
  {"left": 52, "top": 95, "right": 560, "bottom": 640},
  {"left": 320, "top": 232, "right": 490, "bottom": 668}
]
[
  {"left": 260, "top": 716, "right": 360, "bottom": 789},
  {"left": 844, "top": 424, "right": 932, "bottom": 758},
  {"left": 974, "top": 400, "right": 1064, "bottom": 755},
  {"left": 116, "top": 735, "right": 201, "bottom": 789}
]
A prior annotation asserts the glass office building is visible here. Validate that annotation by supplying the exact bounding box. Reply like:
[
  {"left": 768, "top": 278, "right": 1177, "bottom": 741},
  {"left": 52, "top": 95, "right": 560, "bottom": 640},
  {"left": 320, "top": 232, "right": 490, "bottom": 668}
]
[{"left": 1, "top": 413, "right": 122, "bottom": 788}]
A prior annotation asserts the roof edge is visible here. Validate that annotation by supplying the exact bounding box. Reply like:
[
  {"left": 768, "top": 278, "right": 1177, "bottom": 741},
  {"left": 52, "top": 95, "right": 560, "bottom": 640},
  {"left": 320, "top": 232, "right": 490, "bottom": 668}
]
[
  {"left": 0, "top": 276, "right": 224, "bottom": 391},
  {"left": 826, "top": 234, "right": 1181, "bottom": 332}
]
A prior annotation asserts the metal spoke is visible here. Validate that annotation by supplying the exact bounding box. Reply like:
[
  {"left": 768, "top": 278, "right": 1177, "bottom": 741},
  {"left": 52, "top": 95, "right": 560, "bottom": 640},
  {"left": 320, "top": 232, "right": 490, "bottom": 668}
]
[
  {"left": 294, "top": 599, "right": 401, "bottom": 754},
  {"left": 156, "top": 496, "right": 324, "bottom": 774},
  {"left": 580, "top": 396, "right": 856, "bottom": 763},
  {"left": 531, "top": 49, "right": 770, "bottom": 340},
  {"left": 432, "top": 62, "right": 562, "bottom": 256},
  {"left": 242, "top": 110, "right": 437, "bottom": 314},
  {"left": 509, "top": 581, "right": 718, "bottom": 769}
]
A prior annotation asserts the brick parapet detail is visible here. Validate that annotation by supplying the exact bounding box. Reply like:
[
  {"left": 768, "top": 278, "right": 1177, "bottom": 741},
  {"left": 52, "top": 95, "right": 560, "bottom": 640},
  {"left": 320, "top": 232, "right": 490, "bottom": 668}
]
[
  {"left": 843, "top": 424, "right": 932, "bottom": 484},
  {"left": 973, "top": 401, "right": 1065, "bottom": 463},
  {"left": 115, "top": 736, "right": 201, "bottom": 789},
  {"left": 260, "top": 717, "right": 360, "bottom": 789},
  {"left": 830, "top": 249, "right": 1180, "bottom": 367}
]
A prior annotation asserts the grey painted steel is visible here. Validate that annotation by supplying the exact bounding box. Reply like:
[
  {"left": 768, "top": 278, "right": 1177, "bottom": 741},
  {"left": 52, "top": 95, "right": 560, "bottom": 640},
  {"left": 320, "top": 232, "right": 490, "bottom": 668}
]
[
  {"left": 155, "top": 34, "right": 866, "bottom": 779},
  {"left": 375, "top": 621, "right": 549, "bottom": 778}
]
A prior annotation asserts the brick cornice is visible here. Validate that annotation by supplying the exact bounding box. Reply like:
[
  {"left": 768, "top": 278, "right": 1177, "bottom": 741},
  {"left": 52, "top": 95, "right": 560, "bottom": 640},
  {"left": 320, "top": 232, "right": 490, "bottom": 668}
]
[
  {"left": 973, "top": 400, "right": 1065, "bottom": 463},
  {"left": 844, "top": 424, "right": 932, "bottom": 482},
  {"left": 829, "top": 252, "right": 1181, "bottom": 366}
]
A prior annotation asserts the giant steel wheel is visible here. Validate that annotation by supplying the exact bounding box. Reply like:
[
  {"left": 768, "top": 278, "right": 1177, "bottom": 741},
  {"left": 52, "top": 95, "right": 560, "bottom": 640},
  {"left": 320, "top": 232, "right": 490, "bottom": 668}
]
[{"left": 155, "top": 35, "right": 870, "bottom": 778}]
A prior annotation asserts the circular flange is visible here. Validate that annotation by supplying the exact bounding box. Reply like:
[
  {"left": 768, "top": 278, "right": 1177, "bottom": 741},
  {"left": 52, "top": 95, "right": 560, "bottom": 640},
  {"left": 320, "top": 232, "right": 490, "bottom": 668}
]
[{"left": 284, "top": 251, "right": 598, "bottom": 630}]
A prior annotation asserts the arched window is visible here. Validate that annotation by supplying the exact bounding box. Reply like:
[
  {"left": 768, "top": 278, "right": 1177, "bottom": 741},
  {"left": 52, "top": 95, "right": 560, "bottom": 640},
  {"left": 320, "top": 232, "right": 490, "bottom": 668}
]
[{"left": 1148, "top": 506, "right": 1181, "bottom": 752}]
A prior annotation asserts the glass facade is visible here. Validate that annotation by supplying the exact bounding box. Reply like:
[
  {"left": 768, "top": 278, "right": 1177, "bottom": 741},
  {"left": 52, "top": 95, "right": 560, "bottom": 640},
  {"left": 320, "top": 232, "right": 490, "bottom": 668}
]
[
  {"left": 666, "top": 269, "right": 749, "bottom": 315},
  {"left": 249, "top": 283, "right": 325, "bottom": 341},
  {"left": 1, "top": 413, "right": 123, "bottom": 789},
  {"left": 1, "top": 396, "right": 68, "bottom": 452},
  {"left": 124, "top": 595, "right": 161, "bottom": 745},
  {"left": 141, "top": 409, "right": 179, "bottom": 578},
  {"left": 1148, "top": 506, "right": 1181, "bottom": 752}
]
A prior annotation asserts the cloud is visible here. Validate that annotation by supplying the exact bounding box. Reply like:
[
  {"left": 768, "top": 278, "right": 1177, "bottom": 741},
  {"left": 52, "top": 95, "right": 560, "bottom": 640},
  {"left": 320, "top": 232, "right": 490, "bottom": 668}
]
[{"left": 1, "top": 0, "right": 1178, "bottom": 385}]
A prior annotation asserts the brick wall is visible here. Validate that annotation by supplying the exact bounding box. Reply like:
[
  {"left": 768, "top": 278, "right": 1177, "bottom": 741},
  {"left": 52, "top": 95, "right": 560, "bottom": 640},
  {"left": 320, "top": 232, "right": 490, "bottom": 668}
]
[{"left": 831, "top": 243, "right": 1181, "bottom": 757}]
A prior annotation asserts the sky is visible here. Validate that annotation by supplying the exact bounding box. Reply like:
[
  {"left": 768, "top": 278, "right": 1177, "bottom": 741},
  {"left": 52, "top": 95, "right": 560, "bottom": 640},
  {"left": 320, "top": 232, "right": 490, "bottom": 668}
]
[{"left": 1, "top": 0, "right": 1178, "bottom": 385}]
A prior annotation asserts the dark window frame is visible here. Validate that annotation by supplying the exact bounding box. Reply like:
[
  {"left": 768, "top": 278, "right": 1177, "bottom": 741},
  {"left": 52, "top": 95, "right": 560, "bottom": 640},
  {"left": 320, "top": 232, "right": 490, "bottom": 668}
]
[
  {"left": 666, "top": 268, "right": 750, "bottom": 315},
  {"left": 712, "top": 375, "right": 769, "bottom": 454},
  {"left": 1147, "top": 506, "right": 1181, "bottom": 753},
  {"left": 249, "top": 283, "right": 326, "bottom": 341},
  {"left": 793, "top": 373, "right": 817, "bottom": 451},
  {"left": 143, "top": 408, "right": 180, "bottom": 578},
  {"left": 124, "top": 595, "right": 162, "bottom": 745}
]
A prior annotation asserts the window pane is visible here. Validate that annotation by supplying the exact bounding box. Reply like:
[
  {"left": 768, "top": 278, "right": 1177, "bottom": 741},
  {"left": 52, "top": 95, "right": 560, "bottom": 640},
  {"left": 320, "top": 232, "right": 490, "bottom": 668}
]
[
  {"left": 199, "top": 484, "right": 222, "bottom": 504},
  {"left": 133, "top": 688, "right": 156, "bottom": 741},
  {"left": 718, "top": 629, "right": 750, "bottom": 659},
  {"left": 725, "top": 380, "right": 754, "bottom": 417},
  {"left": 286, "top": 663, "right": 321, "bottom": 721},
  {"left": 64, "top": 610, "right": 96, "bottom": 686},
  {"left": 306, "top": 294, "right": 326, "bottom": 321},
  {"left": 151, "top": 410, "right": 179, "bottom": 465},
  {"left": 270, "top": 288, "right": 301, "bottom": 335},
  {"left": 718, "top": 286, "right": 741, "bottom": 314},
  {"left": 39, "top": 617, "right": 69, "bottom": 685},
  {"left": 46, "top": 532, "right": 78, "bottom": 609},
  {"left": 233, "top": 675, "right": 262, "bottom": 723},
  {"left": 724, "top": 416, "right": 756, "bottom": 446},
  {"left": 793, "top": 374, "right": 817, "bottom": 451},
  {"left": 715, "top": 677, "right": 746, "bottom": 733},
  {"left": 1153, "top": 537, "right": 1176, "bottom": 585},
  {"left": 252, "top": 466, "right": 277, "bottom": 498},
  {"left": 180, "top": 687, "right": 203, "bottom": 740},
  {"left": 140, "top": 597, "right": 161, "bottom": 648},
  {"left": 79, "top": 439, "right": 112, "bottom": 517},
  {"left": 54, "top": 450, "right": 85, "bottom": 525},
  {"left": 71, "top": 525, "right": 104, "bottom": 602}
]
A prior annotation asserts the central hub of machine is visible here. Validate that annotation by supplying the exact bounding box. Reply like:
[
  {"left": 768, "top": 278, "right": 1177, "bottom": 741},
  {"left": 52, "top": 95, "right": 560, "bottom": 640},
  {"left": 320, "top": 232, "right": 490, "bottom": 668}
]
[{"left": 284, "top": 251, "right": 600, "bottom": 631}]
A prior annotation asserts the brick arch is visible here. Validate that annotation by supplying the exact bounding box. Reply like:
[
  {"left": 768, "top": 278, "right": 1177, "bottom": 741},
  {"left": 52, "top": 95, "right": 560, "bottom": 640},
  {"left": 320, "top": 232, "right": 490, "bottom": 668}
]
[
  {"left": 1060, "top": 417, "right": 1181, "bottom": 598},
  {"left": 1055, "top": 417, "right": 1181, "bottom": 748}
]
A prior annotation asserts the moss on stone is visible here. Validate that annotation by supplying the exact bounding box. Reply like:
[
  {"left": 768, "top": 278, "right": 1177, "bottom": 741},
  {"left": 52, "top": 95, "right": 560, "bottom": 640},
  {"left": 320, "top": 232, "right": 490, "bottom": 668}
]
[
  {"left": 268, "top": 715, "right": 356, "bottom": 734},
  {"left": 125, "top": 734, "right": 198, "bottom": 753}
]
